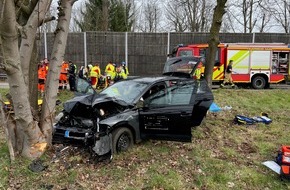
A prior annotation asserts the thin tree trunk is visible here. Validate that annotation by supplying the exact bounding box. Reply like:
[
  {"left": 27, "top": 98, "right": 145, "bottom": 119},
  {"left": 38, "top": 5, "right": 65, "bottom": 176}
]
[
  {"left": 40, "top": 0, "right": 78, "bottom": 145},
  {"left": 204, "top": 0, "right": 227, "bottom": 88}
]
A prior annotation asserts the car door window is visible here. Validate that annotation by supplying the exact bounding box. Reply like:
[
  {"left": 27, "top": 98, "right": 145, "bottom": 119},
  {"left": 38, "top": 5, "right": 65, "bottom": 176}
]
[
  {"left": 146, "top": 81, "right": 196, "bottom": 107},
  {"left": 143, "top": 84, "right": 166, "bottom": 106}
]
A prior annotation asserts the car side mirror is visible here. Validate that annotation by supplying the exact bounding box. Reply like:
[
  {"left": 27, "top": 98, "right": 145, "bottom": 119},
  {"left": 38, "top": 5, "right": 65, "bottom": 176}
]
[{"left": 136, "top": 97, "right": 144, "bottom": 108}]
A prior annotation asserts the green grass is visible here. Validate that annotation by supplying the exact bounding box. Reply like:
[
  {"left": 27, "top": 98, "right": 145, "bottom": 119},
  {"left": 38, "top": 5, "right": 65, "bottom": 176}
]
[{"left": 0, "top": 88, "right": 289, "bottom": 189}]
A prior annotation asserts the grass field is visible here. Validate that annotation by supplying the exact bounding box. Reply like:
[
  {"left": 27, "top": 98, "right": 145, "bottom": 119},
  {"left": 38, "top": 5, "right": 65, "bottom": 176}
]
[{"left": 0, "top": 88, "right": 290, "bottom": 190}]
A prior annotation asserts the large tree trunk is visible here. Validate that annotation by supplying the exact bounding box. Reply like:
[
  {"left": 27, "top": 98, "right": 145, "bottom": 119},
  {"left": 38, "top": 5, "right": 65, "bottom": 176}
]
[
  {"left": 1, "top": 26, "right": 46, "bottom": 160},
  {"left": 204, "top": 0, "right": 227, "bottom": 88},
  {"left": 40, "top": 0, "right": 78, "bottom": 145},
  {"left": 20, "top": 1, "right": 51, "bottom": 86},
  {"left": 0, "top": 0, "right": 51, "bottom": 159}
]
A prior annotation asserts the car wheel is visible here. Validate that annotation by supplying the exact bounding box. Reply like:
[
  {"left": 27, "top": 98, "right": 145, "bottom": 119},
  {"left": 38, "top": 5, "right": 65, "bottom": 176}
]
[
  {"left": 252, "top": 76, "right": 266, "bottom": 89},
  {"left": 112, "top": 127, "right": 133, "bottom": 154}
]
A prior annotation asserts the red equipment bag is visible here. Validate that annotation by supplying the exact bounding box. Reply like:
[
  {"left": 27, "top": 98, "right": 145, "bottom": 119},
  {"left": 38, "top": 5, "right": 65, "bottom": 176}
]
[{"left": 276, "top": 146, "right": 290, "bottom": 179}]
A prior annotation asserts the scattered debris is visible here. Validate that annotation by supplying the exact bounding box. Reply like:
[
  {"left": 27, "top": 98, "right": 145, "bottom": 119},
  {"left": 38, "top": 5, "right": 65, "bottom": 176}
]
[
  {"left": 28, "top": 159, "right": 48, "bottom": 172},
  {"left": 263, "top": 161, "right": 280, "bottom": 175},
  {"left": 209, "top": 102, "right": 221, "bottom": 112},
  {"left": 234, "top": 114, "right": 272, "bottom": 125},
  {"left": 222, "top": 106, "right": 232, "bottom": 111},
  {"left": 263, "top": 145, "right": 290, "bottom": 180}
]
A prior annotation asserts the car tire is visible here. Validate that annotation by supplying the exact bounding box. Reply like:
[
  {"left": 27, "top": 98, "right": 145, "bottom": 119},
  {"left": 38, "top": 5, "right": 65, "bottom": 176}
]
[
  {"left": 252, "top": 76, "right": 266, "bottom": 89},
  {"left": 112, "top": 127, "right": 133, "bottom": 154}
]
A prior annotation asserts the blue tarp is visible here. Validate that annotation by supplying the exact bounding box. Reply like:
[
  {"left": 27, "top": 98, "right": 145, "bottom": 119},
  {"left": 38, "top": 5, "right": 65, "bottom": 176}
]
[{"left": 209, "top": 102, "right": 221, "bottom": 112}]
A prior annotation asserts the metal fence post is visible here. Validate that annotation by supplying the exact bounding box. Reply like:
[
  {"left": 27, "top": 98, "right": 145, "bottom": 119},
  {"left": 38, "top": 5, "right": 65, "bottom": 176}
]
[
  {"left": 84, "top": 32, "right": 87, "bottom": 67},
  {"left": 167, "top": 32, "right": 170, "bottom": 55},
  {"left": 125, "top": 32, "right": 128, "bottom": 67},
  {"left": 44, "top": 26, "right": 47, "bottom": 59},
  {"left": 252, "top": 32, "right": 255, "bottom": 43}
]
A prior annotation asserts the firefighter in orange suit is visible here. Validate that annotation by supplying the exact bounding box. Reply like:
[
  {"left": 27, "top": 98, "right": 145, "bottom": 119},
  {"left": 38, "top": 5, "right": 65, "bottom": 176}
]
[
  {"left": 90, "top": 63, "right": 101, "bottom": 88},
  {"left": 38, "top": 62, "right": 47, "bottom": 96},
  {"left": 59, "top": 61, "right": 69, "bottom": 90},
  {"left": 105, "top": 61, "right": 116, "bottom": 80}
]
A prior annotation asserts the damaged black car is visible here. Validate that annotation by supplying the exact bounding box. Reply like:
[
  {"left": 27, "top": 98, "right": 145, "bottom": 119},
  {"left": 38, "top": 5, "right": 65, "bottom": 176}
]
[{"left": 53, "top": 74, "right": 214, "bottom": 157}]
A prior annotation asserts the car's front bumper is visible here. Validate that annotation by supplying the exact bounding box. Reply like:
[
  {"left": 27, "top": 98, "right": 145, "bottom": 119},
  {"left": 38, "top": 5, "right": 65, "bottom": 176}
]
[{"left": 52, "top": 124, "right": 95, "bottom": 146}]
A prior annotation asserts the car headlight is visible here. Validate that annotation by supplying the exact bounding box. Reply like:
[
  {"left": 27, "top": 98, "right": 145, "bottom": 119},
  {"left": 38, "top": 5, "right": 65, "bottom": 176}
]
[
  {"left": 99, "top": 109, "right": 105, "bottom": 116},
  {"left": 55, "top": 112, "right": 64, "bottom": 123}
]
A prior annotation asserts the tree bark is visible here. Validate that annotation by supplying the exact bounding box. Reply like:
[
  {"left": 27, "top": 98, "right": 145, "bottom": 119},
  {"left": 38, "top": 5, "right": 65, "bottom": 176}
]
[
  {"left": 20, "top": 0, "right": 51, "bottom": 86},
  {"left": 0, "top": 95, "right": 15, "bottom": 161},
  {"left": 204, "top": 0, "right": 227, "bottom": 88},
  {"left": 40, "top": 0, "right": 77, "bottom": 145},
  {"left": 0, "top": 0, "right": 49, "bottom": 159}
]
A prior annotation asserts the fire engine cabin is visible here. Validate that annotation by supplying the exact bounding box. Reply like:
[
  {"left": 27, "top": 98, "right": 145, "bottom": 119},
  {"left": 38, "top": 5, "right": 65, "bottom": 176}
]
[{"left": 169, "top": 43, "right": 290, "bottom": 89}]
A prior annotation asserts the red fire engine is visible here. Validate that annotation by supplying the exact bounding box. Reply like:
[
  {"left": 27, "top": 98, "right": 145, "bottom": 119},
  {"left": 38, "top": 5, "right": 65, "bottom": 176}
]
[{"left": 169, "top": 43, "right": 290, "bottom": 89}]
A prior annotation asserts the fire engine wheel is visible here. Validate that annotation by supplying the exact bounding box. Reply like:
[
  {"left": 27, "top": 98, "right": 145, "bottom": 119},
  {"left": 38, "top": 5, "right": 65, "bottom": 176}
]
[
  {"left": 252, "top": 76, "right": 266, "bottom": 89},
  {"left": 112, "top": 127, "right": 133, "bottom": 154}
]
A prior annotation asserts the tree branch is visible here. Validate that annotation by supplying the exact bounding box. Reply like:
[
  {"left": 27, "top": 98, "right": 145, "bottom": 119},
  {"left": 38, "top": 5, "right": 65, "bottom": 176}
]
[
  {"left": 38, "top": 16, "right": 56, "bottom": 27},
  {"left": 17, "top": 3, "right": 30, "bottom": 15}
]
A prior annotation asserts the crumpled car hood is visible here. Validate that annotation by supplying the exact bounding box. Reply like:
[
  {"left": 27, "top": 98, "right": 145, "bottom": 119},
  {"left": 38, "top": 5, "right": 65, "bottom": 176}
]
[
  {"left": 62, "top": 92, "right": 131, "bottom": 121},
  {"left": 63, "top": 93, "right": 130, "bottom": 113}
]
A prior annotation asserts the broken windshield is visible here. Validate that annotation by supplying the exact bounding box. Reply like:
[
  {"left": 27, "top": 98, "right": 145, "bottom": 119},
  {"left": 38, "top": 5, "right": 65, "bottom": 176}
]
[{"left": 100, "top": 80, "right": 149, "bottom": 104}]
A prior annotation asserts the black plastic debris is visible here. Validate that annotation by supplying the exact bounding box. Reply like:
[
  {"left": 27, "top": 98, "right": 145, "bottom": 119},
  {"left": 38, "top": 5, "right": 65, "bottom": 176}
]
[
  {"left": 40, "top": 184, "right": 54, "bottom": 190},
  {"left": 28, "top": 159, "right": 48, "bottom": 172}
]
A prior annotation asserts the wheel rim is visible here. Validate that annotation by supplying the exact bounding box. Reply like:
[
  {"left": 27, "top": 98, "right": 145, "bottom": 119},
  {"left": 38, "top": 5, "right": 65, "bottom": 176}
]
[
  {"left": 117, "top": 133, "right": 130, "bottom": 152},
  {"left": 256, "top": 79, "right": 263, "bottom": 87}
]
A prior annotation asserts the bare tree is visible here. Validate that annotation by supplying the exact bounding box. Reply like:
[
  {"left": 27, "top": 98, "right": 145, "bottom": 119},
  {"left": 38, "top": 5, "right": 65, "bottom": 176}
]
[
  {"left": 256, "top": 0, "right": 273, "bottom": 33},
  {"left": 264, "top": 0, "right": 290, "bottom": 33},
  {"left": 226, "top": 0, "right": 272, "bottom": 33},
  {"left": 204, "top": 0, "right": 227, "bottom": 87},
  {"left": 0, "top": 0, "right": 77, "bottom": 160},
  {"left": 136, "top": 0, "right": 161, "bottom": 32},
  {"left": 165, "top": 0, "right": 188, "bottom": 32},
  {"left": 179, "top": 0, "right": 214, "bottom": 32}
]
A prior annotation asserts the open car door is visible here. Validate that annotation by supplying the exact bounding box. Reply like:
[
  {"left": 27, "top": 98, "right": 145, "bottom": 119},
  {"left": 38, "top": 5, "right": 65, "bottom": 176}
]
[
  {"left": 139, "top": 80, "right": 206, "bottom": 142},
  {"left": 75, "top": 77, "right": 96, "bottom": 96}
]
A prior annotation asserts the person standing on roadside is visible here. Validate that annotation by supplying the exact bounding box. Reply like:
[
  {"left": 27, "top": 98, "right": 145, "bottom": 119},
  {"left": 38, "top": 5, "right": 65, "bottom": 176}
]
[
  {"left": 38, "top": 61, "right": 47, "bottom": 96},
  {"left": 105, "top": 61, "right": 116, "bottom": 80},
  {"left": 90, "top": 62, "right": 101, "bottom": 89},
  {"left": 220, "top": 60, "right": 235, "bottom": 88},
  {"left": 59, "top": 61, "right": 69, "bottom": 90},
  {"left": 68, "top": 60, "right": 77, "bottom": 91}
]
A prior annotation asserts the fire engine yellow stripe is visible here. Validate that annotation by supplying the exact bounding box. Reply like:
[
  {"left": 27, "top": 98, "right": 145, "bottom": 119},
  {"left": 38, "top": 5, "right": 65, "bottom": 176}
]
[
  {"left": 228, "top": 50, "right": 250, "bottom": 67},
  {"left": 234, "top": 66, "right": 249, "bottom": 69},
  {"left": 251, "top": 66, "right": 270, "bottom": 69}
]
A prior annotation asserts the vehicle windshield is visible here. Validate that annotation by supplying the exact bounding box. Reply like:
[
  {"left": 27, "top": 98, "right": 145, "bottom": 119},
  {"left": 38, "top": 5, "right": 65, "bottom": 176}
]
[
  {"left": 163, "top": 57, "right": 200, "bottom": 74},
  {"left": 100, "top": 80, "right": 149, "bottom": 104}
]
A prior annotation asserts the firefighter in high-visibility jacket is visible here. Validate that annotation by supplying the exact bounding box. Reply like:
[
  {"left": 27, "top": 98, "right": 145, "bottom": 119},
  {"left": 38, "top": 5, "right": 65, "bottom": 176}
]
[
  {"left": 59, "top": 61, "right": 69, "bottom": 90},
  {"left": 105, "top": 61, "right": 116, "bottom": 80},
  {"left": 121, "top": 61, "right": 129, "bottom": 78},
  {"left": 113, "top": 65, "right": 127, "bottom": 82},
  {"left": 90, "top": 63, "right": 101, "bottom": 89},
  {"left": 193, "top": 62, "right": 203, "bottom": 80}
]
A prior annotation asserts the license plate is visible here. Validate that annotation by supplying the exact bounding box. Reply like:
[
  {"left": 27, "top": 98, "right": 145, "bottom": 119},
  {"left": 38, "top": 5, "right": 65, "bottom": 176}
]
[{"left": 64, "top": 130, "right": 70, "bottom": 138}]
